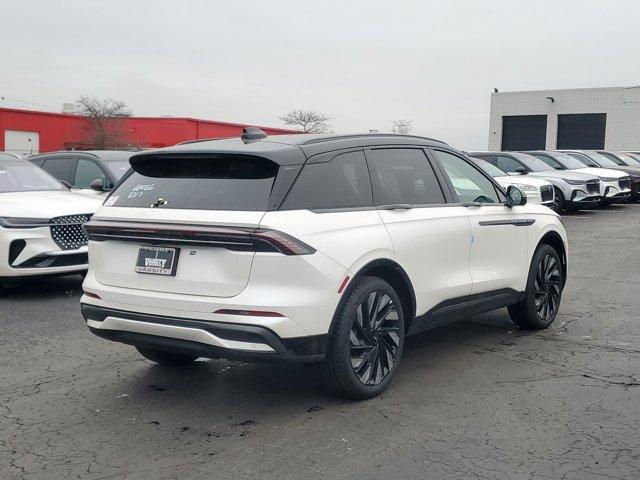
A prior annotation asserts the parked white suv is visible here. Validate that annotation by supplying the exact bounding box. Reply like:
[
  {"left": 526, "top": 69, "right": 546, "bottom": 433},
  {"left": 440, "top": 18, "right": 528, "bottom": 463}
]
[
  {"left": 81, "top": 132, "right": 568, "bottom": 399},
  {"left": 471, "top": 157, "right": 554, "bottom": 208},
  {"left": 0, "top": 158, "right": 102, "bottom": 285}
]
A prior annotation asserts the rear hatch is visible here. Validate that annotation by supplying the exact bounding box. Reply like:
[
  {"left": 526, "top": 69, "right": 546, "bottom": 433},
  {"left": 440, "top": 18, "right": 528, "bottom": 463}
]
[{"left": 87, "top": 152, "right": 283, "bottom": 298}]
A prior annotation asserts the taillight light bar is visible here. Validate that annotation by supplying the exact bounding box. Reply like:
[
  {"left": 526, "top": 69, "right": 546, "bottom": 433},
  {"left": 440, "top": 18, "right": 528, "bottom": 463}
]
[
  {"left": 84, "top": 220, "right": 315, "bottom": 256},
  {"left": 251, "top": 229, "right": 315, "bottom": 256}
]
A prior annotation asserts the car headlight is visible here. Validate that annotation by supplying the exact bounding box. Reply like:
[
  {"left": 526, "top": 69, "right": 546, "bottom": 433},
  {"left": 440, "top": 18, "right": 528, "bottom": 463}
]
[
  {"left": 0, "top": 217, "right": 50, "bottom": 228},
  {"left": 564, "top": 179, "right": 587, "bottom": 185},
  {"left": 511, "top": 183, "right": 537, "bottom": 192}
]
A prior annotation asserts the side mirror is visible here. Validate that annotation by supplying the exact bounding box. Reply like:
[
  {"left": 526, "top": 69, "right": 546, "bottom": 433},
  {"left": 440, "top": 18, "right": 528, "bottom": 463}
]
[
  {"left": 90, "top": 178, "right": 106, "bottom": 191},
  {"left": 506, "top": 185, "right": 527, "bottom": 207},
  {"left": 514, "top": 167, "right": 527, "bottom": 175},
  {"left": 553, "top": 165, "right": 563, "bottom": 170}
]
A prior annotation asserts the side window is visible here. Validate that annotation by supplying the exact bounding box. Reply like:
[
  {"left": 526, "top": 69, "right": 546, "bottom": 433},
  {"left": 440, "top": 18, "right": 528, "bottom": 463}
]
[
  {"left": 75, "top": 158, "right": 107, "bottom": 188},
  {"left": 41, "top": 157, "right": 76, "bottom": 185},
  {"left": 530, "top": 153, "right": 562, "bottom": 169},
  {"left": 281, "top": 150, "right": 373, "bottom": 210},
  {"left": 496, "top": 155, "right": 525, "bottom": 173},
  {"left": 366, "top": 148, "right": 445, "bottom": 205},
  {"left": 434, "top": 150, "right": 500, "bottom": 204}
]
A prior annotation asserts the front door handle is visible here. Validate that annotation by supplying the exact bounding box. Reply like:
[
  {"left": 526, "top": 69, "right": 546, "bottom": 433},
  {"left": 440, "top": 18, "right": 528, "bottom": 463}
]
[
  {"left": 378, "top": 204, "right": 413, "bottom": 210},
  {"left": 461, "top": 202, "right": 481, "bottom": 208}
]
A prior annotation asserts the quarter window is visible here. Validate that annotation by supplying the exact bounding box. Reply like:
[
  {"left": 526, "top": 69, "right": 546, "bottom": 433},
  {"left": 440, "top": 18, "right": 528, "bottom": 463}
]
[
  {"left": 434, "top": 150, "right": 500, "bottom": 204},
  {"left": 366, "top": 148, "right": 445, "bottom": 205},
  {"left": 281, "top": 151, "right": 373, "bottom": 210}
]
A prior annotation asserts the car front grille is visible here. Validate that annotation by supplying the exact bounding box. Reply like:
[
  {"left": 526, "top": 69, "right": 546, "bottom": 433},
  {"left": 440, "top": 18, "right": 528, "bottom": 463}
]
[
  {"left": 540, "top": 185, "right": 554, "bottom": 203},
  {"left": 619, "top": 177, "right": 631, "bottom": 190},
  {"left": 50, "top": 214, "right": 92, "bottom": 250},
  {"left": 586, "top": 180, "right": 600, "bottom": 195}
]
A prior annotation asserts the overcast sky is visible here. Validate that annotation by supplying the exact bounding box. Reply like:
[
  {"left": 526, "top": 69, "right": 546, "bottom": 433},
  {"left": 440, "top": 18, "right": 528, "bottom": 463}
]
[{"left": 1, "top": 0, "right": 639, "bottom": 149}]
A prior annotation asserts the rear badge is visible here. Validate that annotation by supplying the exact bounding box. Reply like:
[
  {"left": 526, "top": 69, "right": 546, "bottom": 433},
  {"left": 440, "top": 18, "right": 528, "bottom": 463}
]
[{"left": 135, "top": 246, "right": 179, "bottom": 276}]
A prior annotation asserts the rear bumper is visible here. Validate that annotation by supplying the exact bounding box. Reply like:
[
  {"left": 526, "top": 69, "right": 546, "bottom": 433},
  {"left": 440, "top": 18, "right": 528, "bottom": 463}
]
[{"left": 81, "top": 303, "right": 327, "bottom": 363}]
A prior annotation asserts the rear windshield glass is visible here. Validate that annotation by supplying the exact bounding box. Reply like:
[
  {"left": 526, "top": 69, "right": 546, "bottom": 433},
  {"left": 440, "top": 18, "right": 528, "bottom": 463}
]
[{"left": 109, "top": 154, "right": 279, "bottom": 210}]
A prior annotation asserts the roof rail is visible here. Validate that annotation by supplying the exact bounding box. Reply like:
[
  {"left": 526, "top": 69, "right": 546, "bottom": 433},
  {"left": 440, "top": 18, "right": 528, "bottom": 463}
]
[{"left": 299, "top": 133, "right": 447, "bottom": 146}]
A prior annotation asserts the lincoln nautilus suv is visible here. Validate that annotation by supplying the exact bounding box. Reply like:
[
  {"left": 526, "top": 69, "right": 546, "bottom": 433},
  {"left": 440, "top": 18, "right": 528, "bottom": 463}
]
[
  {"left": 470, "top": 157, "right": 554, "bottom": 208},
  {"left": 0, "top": 158, "right": 102, "bottom": 286},
  {"left": 469, "top": 151, "right": 601, "bottom": 212},
  {"left": 81, "top": 131, "right": 568, "bottom": 399}
]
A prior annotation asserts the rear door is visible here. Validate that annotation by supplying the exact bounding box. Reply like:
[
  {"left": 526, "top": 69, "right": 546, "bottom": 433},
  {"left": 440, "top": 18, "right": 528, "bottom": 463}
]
[
  {"left": 89, "top": 153, "right": 281, "bottom": 297},
  {"left": 365, "top": 147, "right": 472, "bottom": 321},
  {"left": 431, "top": 149, "right": 529, "bottom": 297}
]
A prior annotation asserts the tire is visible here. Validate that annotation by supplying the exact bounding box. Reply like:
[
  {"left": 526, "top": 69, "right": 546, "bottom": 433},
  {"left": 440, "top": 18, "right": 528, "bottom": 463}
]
[
  {"left": 322, "top": 276, "right": 405, "bottom": 400},
  {"left": 508, "top": 244, "right": 564, "bottom": 330},
  {"left": 552, "top": 187, "right": 565, "bottom": 213},
  {"left": 136, "top": 347, "right": 199, "bottom": 366}
]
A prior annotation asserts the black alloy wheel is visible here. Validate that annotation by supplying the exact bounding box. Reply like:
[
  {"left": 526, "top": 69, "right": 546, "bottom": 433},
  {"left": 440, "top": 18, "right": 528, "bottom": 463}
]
[
  {"left": 534, "top": 252, "right": 562, "bottom": 321},
  {"left": 349, "top": 291, "right": 401, "bottom": 386},
  {"left": 322, "top": 276, "right": 405, "bottom": 399},
  {"left": 509, "top": 243, "right": 563, "bottom": 330}
]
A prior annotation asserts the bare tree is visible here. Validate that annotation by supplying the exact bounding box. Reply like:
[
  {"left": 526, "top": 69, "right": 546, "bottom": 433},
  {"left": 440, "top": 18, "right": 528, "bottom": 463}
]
[
  {"left": 280, "top": 109, "right": 332, "bottom": 133},
  {"left": 391, "top": 120, "right": 413, "bottom": 135},
  {"left": 75, "top": 97, "right": 132, "bottom": 149}
]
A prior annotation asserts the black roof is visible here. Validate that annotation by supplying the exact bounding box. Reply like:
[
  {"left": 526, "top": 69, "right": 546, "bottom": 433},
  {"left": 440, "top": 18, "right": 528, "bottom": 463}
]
[{"left": 138, "top": 133, "right": 449, "bottom": 166}]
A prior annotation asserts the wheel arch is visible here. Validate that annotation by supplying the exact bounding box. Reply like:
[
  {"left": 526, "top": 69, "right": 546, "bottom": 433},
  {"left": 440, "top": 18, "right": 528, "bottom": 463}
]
[{"left": 328, "top": 258, "right": 417, "bottom": 336}]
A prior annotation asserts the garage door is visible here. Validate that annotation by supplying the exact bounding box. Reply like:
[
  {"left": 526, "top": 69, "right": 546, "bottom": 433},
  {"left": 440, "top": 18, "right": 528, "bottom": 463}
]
[
  {"left": 557, "top": 113, "right": 606, "bottom": 149},
  {"left": 501, "top": 115, "right": 547, "bottom": 151},
  {"left": 4, "top": 130, "right": 40, "bottom": 155}
]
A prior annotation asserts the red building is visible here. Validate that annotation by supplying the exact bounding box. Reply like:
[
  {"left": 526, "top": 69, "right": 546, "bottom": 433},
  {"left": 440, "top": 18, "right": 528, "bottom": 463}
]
[{"left": 0, "top": 107, "right": 296, "bottom": 155}]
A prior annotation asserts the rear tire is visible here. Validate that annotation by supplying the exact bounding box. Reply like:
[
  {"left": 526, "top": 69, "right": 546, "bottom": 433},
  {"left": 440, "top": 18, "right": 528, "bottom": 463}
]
[
  {"left": 136, "top": 347, "right": 198, "bottom": 366},
  {"left": 508, "top": 244, "right": 563, "bottom": 330},
  {"left": 552, "top": 187, "right": 565, "bottom": 213},
  {"left": 322, "top": 276, "right": 405, "bottom": 400}
]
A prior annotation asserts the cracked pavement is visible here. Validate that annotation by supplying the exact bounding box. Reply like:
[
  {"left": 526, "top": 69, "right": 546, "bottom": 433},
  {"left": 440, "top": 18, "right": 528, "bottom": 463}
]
[{"left": 1, "top": 205, "right": 639, "bottom": 479}]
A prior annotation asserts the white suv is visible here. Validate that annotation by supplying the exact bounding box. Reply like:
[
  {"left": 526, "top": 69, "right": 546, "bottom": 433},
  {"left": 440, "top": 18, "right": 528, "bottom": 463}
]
[{"left": 81, "top": 132, "right": 568, "bottom": 399}]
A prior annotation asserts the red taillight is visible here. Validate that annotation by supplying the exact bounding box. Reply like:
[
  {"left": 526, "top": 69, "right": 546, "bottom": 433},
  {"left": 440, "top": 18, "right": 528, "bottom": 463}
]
[
  {"left": 83, "top": 291, "right": 101, "bottom": 299},
  {"left": 214, "top": 309, "right": 284, "bottom": 317},
  {"left": 252, "top": 229, "right": 316, "bottom": 256}
]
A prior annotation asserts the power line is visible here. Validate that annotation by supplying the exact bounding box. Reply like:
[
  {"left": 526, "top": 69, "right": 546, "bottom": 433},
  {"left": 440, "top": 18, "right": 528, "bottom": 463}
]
[{"left": 0, "top": 96, "right": 60, "bottom": 111}]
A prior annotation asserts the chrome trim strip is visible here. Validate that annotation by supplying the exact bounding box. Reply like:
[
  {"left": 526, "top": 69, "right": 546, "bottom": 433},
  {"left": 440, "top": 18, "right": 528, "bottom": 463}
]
[
  {"left": 479, "top": 219, "right": 536, "bottom": 227},
  {"left": 86, "top": 317, "right": 275, "bottom": 352}
]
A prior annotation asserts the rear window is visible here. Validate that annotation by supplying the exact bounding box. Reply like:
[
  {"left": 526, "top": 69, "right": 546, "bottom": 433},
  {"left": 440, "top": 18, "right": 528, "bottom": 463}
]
[{"left": 109, "top": 154, "right": 278, "bottom": 210}]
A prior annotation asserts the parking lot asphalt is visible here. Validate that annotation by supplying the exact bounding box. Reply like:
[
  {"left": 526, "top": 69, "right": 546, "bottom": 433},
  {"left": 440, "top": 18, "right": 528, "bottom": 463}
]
[{"left": 2, "top": 205, "right": 640, "bottom": 480}]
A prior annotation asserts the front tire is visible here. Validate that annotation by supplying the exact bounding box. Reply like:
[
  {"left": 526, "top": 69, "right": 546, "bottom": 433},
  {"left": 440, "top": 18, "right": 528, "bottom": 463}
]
[
  {"left": 508, "top": 244, "right": 564, "bottom": 330},
  {"left": 136, "top": 347, "right": 199, "bottom": 366},
  {"left": 322, "top": 276, "right": 405, "bottom": 399},
  {"left": 552, "top": 187, "right": 565, "bottom": 213}
]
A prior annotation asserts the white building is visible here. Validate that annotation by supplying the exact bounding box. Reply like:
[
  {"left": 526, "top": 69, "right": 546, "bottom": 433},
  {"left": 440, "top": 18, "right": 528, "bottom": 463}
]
[{"left": 488, "top": 86, "right": 640, "bottom": 151}]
